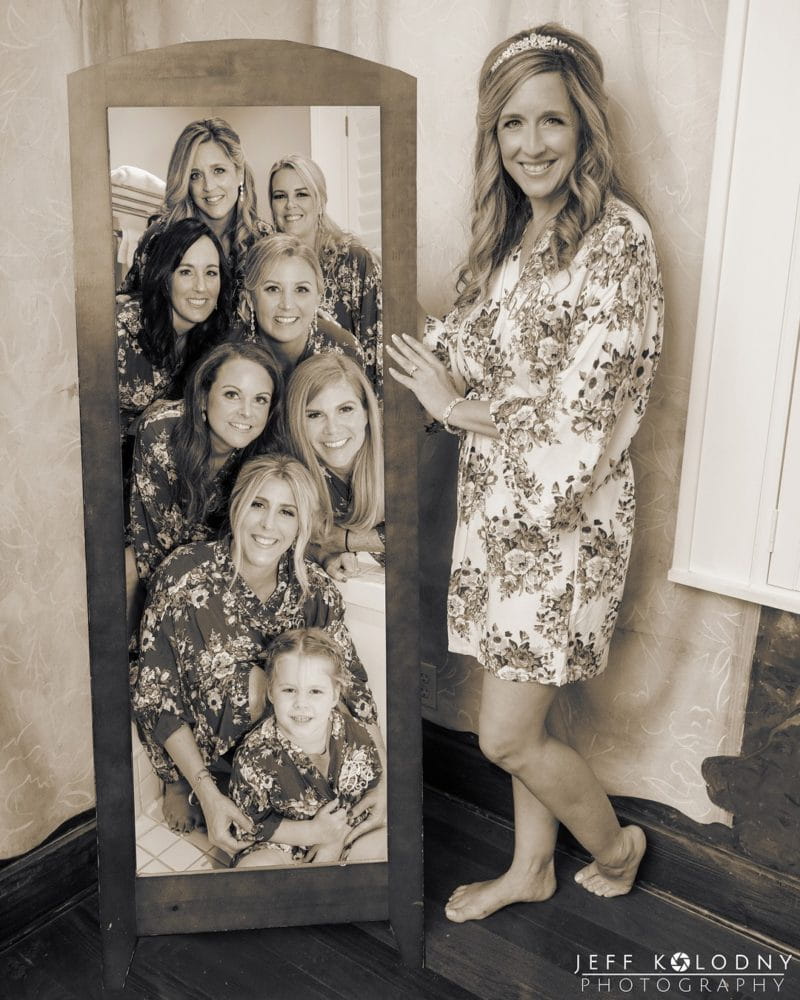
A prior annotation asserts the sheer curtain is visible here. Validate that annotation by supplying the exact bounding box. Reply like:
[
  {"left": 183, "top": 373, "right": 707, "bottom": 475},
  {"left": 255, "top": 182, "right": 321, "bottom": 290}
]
[{"left": 1, "top": 0, "right": 738, "bottom": 858}]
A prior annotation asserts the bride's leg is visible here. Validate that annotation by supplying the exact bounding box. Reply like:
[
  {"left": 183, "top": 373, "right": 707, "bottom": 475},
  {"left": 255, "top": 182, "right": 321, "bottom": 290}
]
[
  {"left": 445, "top": 774, "right": 558, "bottom": 922},
  {"left": 446, "top": 670, "right": 645, "bottom": 920}
]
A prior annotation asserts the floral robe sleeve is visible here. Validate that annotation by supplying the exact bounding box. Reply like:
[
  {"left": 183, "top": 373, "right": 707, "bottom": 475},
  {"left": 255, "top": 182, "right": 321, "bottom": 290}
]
[
  {"left": 132, "top": 542, "right": 262, "bottom": 782},
  {"left": 320, "top": 239, "right": 382, "bottom": 398},
  {"left": 322, "top": 465, "right": 386, "bottom": 567},
  {"left": 128, "top": 400, "right": 232, "bottom": 581},
  {"left": 229, "top": 709, "right": 381, "bottom": 861},
  {"left": 117, "top": 298, "right": 170, "bottom": 439}
]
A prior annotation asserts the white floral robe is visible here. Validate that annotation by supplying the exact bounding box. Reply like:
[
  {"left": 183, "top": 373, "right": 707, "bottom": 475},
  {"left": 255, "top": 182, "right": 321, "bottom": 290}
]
[{"left": 425, "top": 198, "right": 663, "bottom": 686}]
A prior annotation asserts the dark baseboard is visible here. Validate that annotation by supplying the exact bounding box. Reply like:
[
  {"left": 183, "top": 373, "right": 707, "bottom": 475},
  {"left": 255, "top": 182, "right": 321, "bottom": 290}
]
[
  {"left": 422, "top": 719, "right": 800, "bottom": 952},
  {"left": 0, "top": 811, "right": 97, "bottom": 948}
]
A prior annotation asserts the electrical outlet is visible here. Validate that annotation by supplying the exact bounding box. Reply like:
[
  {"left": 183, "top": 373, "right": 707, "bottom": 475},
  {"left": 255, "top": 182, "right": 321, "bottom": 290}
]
[{"left": 420, "top": 661, "right": 437, "bottom": 710}]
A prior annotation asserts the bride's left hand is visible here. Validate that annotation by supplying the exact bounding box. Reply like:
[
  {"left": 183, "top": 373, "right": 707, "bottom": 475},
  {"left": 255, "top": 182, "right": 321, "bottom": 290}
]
[{"left": 386, "top": 334, "right": 461, "bottom": 422}]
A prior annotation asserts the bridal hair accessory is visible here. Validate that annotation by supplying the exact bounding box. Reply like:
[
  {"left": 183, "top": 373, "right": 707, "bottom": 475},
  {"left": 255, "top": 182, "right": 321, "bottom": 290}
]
[{"left": 490, "top": 33, "right": 576, "bottom": 74}]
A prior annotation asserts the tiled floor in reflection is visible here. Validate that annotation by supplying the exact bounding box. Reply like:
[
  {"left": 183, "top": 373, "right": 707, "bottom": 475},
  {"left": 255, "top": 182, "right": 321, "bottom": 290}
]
[{"left": 135, "top": 800, "right": 230, "bottom": 875}]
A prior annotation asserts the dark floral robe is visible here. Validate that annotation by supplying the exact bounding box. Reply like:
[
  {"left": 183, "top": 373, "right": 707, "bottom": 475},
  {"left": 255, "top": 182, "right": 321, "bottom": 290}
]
[
  {"left": 321, "top": 464, "right": 385, "bottom": 567},
  {"left": 230, "top": 707, "right": 381, "bottom": 862},
  {"left": 425, "top": 198, "right": 664, "bottom": 686},
  {"left": 132, "top": 539, "right": 378, "bottom": 783},
  {"left": 319, "top": 237, "right": 382, "bottom": 397},
  {"left": 117, "top": 298, "right": 173, "bottom": 441},
  {"left": 128, "top": 399, "right": 238, "bottom": 582}
]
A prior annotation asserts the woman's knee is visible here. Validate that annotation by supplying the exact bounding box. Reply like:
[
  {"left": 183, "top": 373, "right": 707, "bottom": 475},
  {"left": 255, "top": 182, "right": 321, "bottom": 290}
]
[{"left": 478, "top": 727, "right": 536, "bottom": 771}]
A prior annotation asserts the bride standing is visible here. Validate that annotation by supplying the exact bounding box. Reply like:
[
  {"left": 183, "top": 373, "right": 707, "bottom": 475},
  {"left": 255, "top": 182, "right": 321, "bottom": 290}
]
[{"left": 389, "top": 23, "right": 663, "bottom": 920}]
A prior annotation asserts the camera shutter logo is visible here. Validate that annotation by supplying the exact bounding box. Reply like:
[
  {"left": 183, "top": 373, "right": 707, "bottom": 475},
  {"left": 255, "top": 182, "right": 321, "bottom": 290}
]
[{"left": 670, "top": 953, "right": 691, "bottom": 972}]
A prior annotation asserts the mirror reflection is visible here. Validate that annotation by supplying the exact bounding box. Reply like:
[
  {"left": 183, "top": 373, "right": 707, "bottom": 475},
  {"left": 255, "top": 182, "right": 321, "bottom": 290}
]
[{"left": 109, "top": 105, "right": 386, "bottom": 875}]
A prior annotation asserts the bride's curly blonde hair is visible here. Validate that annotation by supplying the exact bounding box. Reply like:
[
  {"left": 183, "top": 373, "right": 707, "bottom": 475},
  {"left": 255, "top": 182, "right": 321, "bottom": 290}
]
[{"left": 456, "top": 23, "right": 645, "bottom": 309}]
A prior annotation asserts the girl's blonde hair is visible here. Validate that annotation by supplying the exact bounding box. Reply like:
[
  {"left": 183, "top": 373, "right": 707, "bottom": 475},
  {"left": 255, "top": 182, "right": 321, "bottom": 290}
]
[
  {"left": 267, "top": 153, "right": 348, "bottom": 256},
  {"left": 162, "top": 117, "right": 261, "bottom": 264},
  {"left": 457, "top": 22, "right": 646, "bottom": 308},
  {"left": 263, "top": 627, "right": 350, "bottom": 693},
  {"left": 228, "top": 454, "right": 320, "bottom": 596},
  {"left": 286, "top": 353, "right": 383, "bottom": 535}
]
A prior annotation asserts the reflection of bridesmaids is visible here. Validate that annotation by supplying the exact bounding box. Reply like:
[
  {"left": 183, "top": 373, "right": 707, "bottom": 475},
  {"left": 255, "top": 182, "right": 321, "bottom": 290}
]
[
  {"left": 131, "top": 454, "right": 379, "bottom": 854},
  {"left": 239, "top": 234, "right": 364, "bottom": 382},
  {"left": 231, "top": 628, "right": 385, "bottom": 868},
  {"left": 117, "top": 217, "right": 233, "bottom": 442},
  {"left": 128, "top": 341, "right": 281, "bottom": 586},
  {"left": 286, "top": 353, "right": 385, "bottom": 579},
  {"left": 268, "top": 154, "right": 382, "bottom": 395},
  {"left": 119, "top": 117, "right": 272, "bottom": 298}
]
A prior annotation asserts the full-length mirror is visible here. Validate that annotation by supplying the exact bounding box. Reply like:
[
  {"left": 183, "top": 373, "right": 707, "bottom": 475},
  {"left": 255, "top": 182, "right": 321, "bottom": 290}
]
[
  {"left": 108, "top": 105, "right": 388, "bottom": 877},
  {"left": 68, "top": 39, "right": 420, "bottom": 990}
]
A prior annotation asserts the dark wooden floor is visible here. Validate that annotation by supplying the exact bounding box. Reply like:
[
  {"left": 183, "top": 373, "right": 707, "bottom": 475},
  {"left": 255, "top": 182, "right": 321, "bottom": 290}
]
[{"left": 2, "top": 789, "right": 797, "bottom": 1000}]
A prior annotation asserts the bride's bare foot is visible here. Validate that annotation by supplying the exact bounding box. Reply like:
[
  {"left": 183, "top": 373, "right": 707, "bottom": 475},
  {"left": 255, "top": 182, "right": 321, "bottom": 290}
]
[
  {"left": 574, "top": 825, "right": 646, "bottom": 898},
  {"left": 445, "top": 861, "right": 556, "bottom": 923},
  {"left": 162, "top": 778, "right": 204, "bottom": 833}
]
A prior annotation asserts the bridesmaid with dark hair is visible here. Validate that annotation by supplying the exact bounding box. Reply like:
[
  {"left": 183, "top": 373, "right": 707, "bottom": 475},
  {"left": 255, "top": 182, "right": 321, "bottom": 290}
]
[
  {"left": 117, "top": 216, "right": 234, "bottom": 445},
  {"left": 128, "top": 340, "right": 282, "bottom": 588}
]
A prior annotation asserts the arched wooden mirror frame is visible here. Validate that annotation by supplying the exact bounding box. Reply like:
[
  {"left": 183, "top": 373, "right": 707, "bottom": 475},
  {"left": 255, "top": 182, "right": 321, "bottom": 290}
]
[{"left": 67, "top": 39, "right": 421, "bottom": 990}]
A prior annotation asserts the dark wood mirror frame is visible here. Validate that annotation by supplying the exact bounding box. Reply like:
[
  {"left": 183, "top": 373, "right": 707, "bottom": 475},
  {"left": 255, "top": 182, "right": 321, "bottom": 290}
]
[{"left": 67, "top": 39, "right": 421, "bottom": 990}]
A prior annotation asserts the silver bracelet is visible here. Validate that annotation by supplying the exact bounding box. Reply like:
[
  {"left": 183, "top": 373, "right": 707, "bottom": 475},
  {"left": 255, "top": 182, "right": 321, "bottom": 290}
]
[{"left": 441, "top": 396, "right": 466, "bottom": 433}]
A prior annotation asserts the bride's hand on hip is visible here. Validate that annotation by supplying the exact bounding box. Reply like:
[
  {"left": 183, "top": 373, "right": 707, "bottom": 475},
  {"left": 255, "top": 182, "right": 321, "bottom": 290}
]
[{"left": 386, "top": 333, "right": 462, "bottom": 422}]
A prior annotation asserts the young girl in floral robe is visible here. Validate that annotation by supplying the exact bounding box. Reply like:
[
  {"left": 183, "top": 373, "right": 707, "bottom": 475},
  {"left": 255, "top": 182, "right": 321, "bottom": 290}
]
[{"left": 230, "top": 628, "right": 384, "bottom": 867}]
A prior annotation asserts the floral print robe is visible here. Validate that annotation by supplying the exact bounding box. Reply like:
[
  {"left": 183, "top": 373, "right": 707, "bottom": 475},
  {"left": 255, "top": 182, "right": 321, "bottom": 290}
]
[
  {"left": 319, "top": 238, "right": 382, "bottom": 397},
  {"left": 230, "top": 707, "right": 381, "bottom": 862},
  {"left": 128, "top": 398, "right": 238, "bottom": 582},
  {"left": 132, "top": 539, "right": 378, "bottom": 783},
  {"left": 425, "top": 198, "right": 663, "bottom": 686},
  {"left": 322, "top": 464, "right": 386, "bottom": 567},
  {"left": 117, "top": 298, "right": 173, "bottom": 440}
]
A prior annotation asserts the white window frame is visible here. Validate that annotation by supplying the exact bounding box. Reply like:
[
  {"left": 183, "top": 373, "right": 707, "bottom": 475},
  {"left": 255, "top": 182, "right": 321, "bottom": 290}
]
[{"left": 670, "top": 0, "right": 800, "bottom": 613}]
